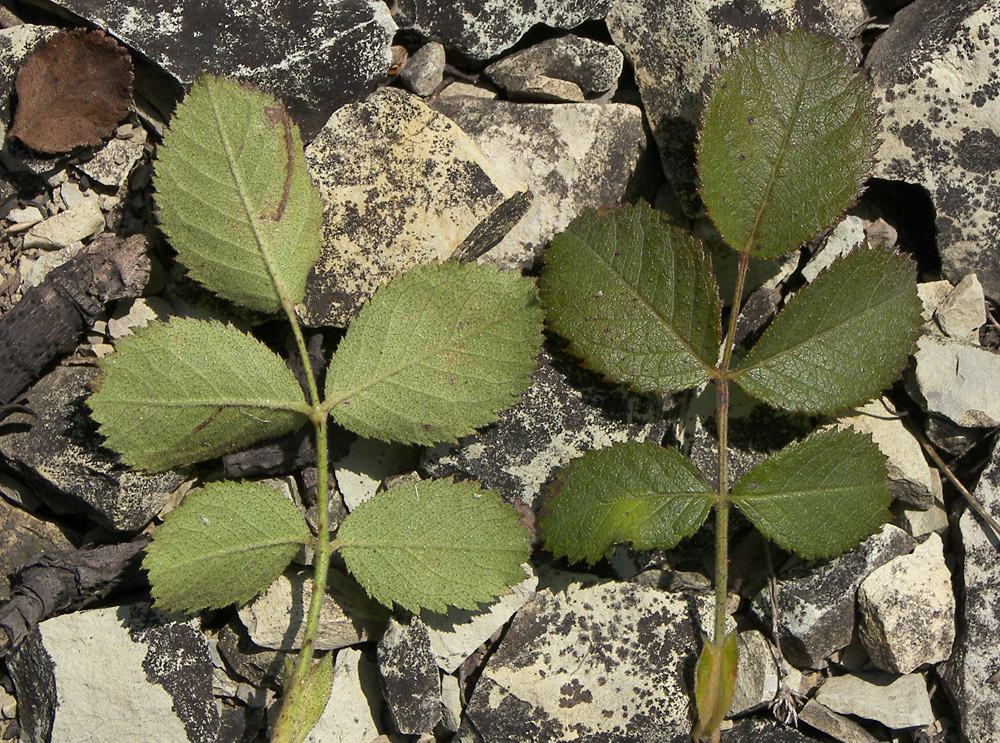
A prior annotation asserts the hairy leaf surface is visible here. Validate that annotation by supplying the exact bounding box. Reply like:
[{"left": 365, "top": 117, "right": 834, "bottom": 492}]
[
  {"left": 143, "top": 481, "right": 309, "bottom": 612},
  {"left": 698, "top": 31, "right": 878, "bottom": 258},
  {"left": 733, "top": 246, "right": 921, "bottom": 413},
  {"left": 538, "top": 441, "right": 715, "bottom": 565},
  {"left": 154, "top": 74, "right": 322, "bottom": 313},
  {"left": 730, "top": 428, "right": 891, "bottom": 559},
  {"left": 324, "top": 261, "right": 542, "bottom": 445},
  {"left": 539, "top": 203, "right": 720, "bottom": 393},
  {"left": 693, "top": 631, "right": 739, "bottom": 742},
  {"left": 337, "top": 478, "right": 530, "bottom": 614},
  {"left": 273, "top": 653, "right": 333, "bottom": 743},
  {"left": 89, "top": 319, "right": 309, "bottom": 472}
]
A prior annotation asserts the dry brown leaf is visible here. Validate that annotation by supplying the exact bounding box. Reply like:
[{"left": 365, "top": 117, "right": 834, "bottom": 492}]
[{"left": 8, "top": 28, "right": 133, "bottom": 154}]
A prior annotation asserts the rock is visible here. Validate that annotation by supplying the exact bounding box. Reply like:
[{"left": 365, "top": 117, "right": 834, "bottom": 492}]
[
  {"left": 22, "top": 242, "right": 85, "bottom": 287},
  {"left": 940, "top": 436, "right": 1000, "bottom": 743},
  {"left": 435, "top": 97, "right": 651, "bottom": 267},
  {"left": 423, "top": 350, "right": 668, "bottom": 506},
  {"left": 378, "top": 617, "right": 441, "bottom": 735},
  {"left": 0, "top": 25, "right": 59, "bottom": 141},
  {"left": 607, "top": 0, "right": 844, "bottom": 214},
  {"left": 898, "top": 492, "right": 949, "bottom": 539},
  {"left": 0, "top": 496, "right": 75, "bottom": 601},
  {"left": 438, "top": 81, "right": 497, "bottom": 100},
  {"left": 215, "top": 619, "right": 283, "bottom": 691},
  {"left": 454, "top": 578, "right": 730, "bottom": 742},
  {"left": 424, "top": 570, "right": 538, "bottom": 673},
  {"left": 917, "top": 279, "right": 955, "bottom": 326},
  {"left": 6, "top": 205, "right": 44, "bottom": 225},
  {"left": 37, "top": 0, "right": 395, "bottom": 140},
  {"left": 801, "top": 215, "right": 866, "bottom": 283},
  {"left": 7, "top": 603, "right": 218, "bottom": 743},
  {"left": 394, "top": 0, "right": 615, "bottom": 61},
  {"left": 730, "top": 630, "right": 780, "bottom": 716},
  {"left": 815, "top": 672, "right": 934, "bottom": 730},
  {"left": 726, "top": 716, "right": 835, "bottom": 741},
  {"left": 857, "top": 533, "right": 955, "bottom": 673},
  {"left": 440, "top": 673, "right": 462, "bottom": 732},
  {"left": 22, "top": 202, "right": 105, "bottom": 249},
  {"left": 0, "top": 366, "right": 183, "bottom": 531},
  {"left": 798, "top": 699, "right": 882, "bottom": 743},
  {"left": 837, "top": 398, "right": 936, "bottom": 509},
  {"left": 866, "top": 0, "right": 1000, "bottom": 301},
  {"left": 934, "top": 273, "right": 986, "bottom": 343},
  {"left": 483, "top": 36, "right": 623, "bottom": 101},
  {"left": 77, "top": 125, "right": 147, "bottom": 190},
  {"left": 237, "top": 569, "right": 387, "bottom": 651},
  {"left": 751, "top": 525, "right": 916, "bottom": 667},
  {"left": 333, "top": 437, "right": 418, "bottom": 511},
  {"left": 399, "top": 42, "right": 445, "bottom": 97},
  {"left": 911, "top": 335, "right": 1000, "bottom": 427},
  {"left": 306, "top": 647, "right": 382, "bottom": 743},
  {"left": 301, "top": 87, "right": 530, "bottom": 326}
]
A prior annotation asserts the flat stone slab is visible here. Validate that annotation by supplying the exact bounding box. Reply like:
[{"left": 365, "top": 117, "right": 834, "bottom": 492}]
[
  {"left": 301, "top": 87, "right": 530, "bottom": 326},
  {"left": 815, "top": 672, "right": 934, "bottom": 730},
  {"left": 866, "top": 0, "right": 1000, "bottom": 301},
  {"left": 911, "top": 335, "right": 1000, "bottom": 428}
]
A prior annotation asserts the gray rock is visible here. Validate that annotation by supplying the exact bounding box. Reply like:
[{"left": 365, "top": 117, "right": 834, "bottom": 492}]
[
  {"left": 934, "top": 273, "right": 986, "bottom": 343},
  {"left": 301, "top": 87, "right": 529, "bottom": 326},
  {"left": 607, "top": 0, "right": 844, "bottom": 215},
  {"left": 917, "top": 279, "right": 955, "bottom": 327},
  {"left": 399, "top": 42, "right": 446, "bottom": 97},
  {"left": 798, "top": 699, "right": 881, "bottom": 743},
  {"left": 306, "top": 647, "right": 382, "bottom": 743},
  {"left": 334, "top": 437, "right": 418, "bottom": 511},
  {"left": 730, "top": 630, "right": 780, "bottom": 716},
  {"left": 394, "top": 0, "right": 615, "bottom": 61},
  {"left": 727, "top": 716, "right": 838, "bottom": 741},
  {"left": 22, "top": 242, "right": 85, "bottom": 287},
  {"left": 484, "top": 35, "right": 623, "bottom": 100},
  {"left": 751, "top": 525, "right": 916, "bottom": 667},
  {"left": 940, "top": 436, "right": 1000, "bottom": 743},
  {"left": 423, "top": 350, "right": 668, "bottom": 507},
  {"left": 435, "top": 98, "right": 651, "bottom": 267},
  {"left": 78, "top": 125, "right": 147, "bottom": 190},
  {"left": 815, "top": 672, "right": 934, "bottom": 730},
  {"left": 857, "top": 533, "right": 955, "bottom": 673},
  {"left": 8, "top": 604, "right": 218, "bottom": 743},
  {"left": 22, "top": 202, "right": 105, "bottom": 249},
  {"left": 440, "top": 672, "right": 462, "bottom": 732},
  {"left": 0, "top": 366, "right": 183, "bottom": 532},
  {"left": 837, "top": 398, "right": 936, "bottom": 509},
  {"left": 37, "top": 0, "right": 396, "bottom": 140},
  {"left": 866, "top": 0, "right": 1000, "bottom": 301},
  {"left": 898, "top": 493, "right": 949, "bottom": 539},
  {"left": 455, "top": 578, "right": 726, "bottom": 743},
  {"left": 911, "top": 335, "right": 1000, "bottom": 427},
  {"left": 237, "top": 569, "right": 387, "bottom": 651},
  {"left": 378, "top": 616, "right": 441, "bottom": 735}
]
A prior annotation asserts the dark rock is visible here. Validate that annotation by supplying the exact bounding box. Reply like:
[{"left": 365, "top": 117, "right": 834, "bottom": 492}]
[
  {"left": 798, "top": 699, "right": 882, "bottom": 743},
  {"left": 0, "top": 495, "right": 75, "bottom": 602},
  {"left": 301, "top": 87, "right": 530, "bottom": 326},
  {"left": 725, "top": 716, "right": 831, "bottom": 741},
  {"left": 394, "top": 0, "right": 615, "bottom": 61},
  {"left": 8, "top": 603, "right": 218, "bottom": 743},
  {"left": 215, "top": 619, "right": 284, "bottom": 691},
  {"left": 940, "top": 436, "right": 1000, "bottom": 743},
  {"left": 483, "top": 35, "right": 624, "bottom": 101},
  {"left": 398, "top": 41, "right": 446, "bottom": 97},
  {"left": 866, "top": 0, "right": 1000, "bottom": 301},
  {"left": 607, "top": 0, "right": 844, "bottom": 215},
  {"left": 434, "top": 96, "right": 652, "bottom": 268},
  {"left": 422, "top": 349, "right": 669, "bottom": 507},
  {"left": 378, "top": 616, "right": 441, "bottom": 735},
  {"left": 750, "top": 525, "right": 916, "bottom": 667},
  {"left": 0, "top": 366, "right": 184, "bottom": 532},
  {"left": 30, "top": 0, "right": 396, "bottom": 140}
]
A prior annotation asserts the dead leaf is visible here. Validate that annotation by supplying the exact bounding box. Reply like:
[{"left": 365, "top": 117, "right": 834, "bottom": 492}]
[{"left": 8, "top": 28, "right": 133, "bottom": 154}]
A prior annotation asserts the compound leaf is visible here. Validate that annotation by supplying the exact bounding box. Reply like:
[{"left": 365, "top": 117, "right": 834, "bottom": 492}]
[
  {"left": 730, "top": 428, "right": 891, "bottom": 560},
  {"left": 89, "top": 318, "right": 309, "bottom": 472},
  {"left": 733, "top": 245, "right": 921, "bottom": 413},
  {"left": 324, "top": 261, "right": 542, "bottom": 445},
  {"left": 538, "top": 441, "right": 715, "bottom": 565},
  {"left": 698, "top": 31, "right": 878, "bottom": 258},
  {"left": 154, "top": 74, "right": 322, "bottom": 314},
  {"left": 336, "top": 478, "right": 530, "bottom": 614},
  {"left": 144, "top": 481, "right": 310, "bottom": 613},
  {"left": 540, "top": 203, "right": 720, "bottom": 393}
]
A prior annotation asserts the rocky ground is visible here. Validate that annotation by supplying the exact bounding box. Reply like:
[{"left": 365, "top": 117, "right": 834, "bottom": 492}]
[{"left": 0, "top": 0, "right": 998, "bottom": 742}]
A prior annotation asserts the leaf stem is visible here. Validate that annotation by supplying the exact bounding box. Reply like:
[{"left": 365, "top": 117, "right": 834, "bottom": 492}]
[{"left": 713, "top": 380, "right": 731, "bottom": 646}]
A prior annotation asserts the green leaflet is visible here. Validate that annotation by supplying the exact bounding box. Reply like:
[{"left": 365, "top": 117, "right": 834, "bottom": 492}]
[
  {"left": 730, "top": 428, "right": 892, "bottom": 560},
  {"left": 538, "top": 441, "right": 715, "bottom": 565},
  {"left": 324, "top": 261, "right": 542, "bottom": 445},
  {"left": 693, "top": 631, "right": 739, "bottom": 742},
  {"left": 733, "top": 245, "right": 921, "bottom": 413},
  {"left": 539, "top": 203, "right": 720, "bottom": 393},
  {"left": 143, "top": 481, "right": 310, "bottom": 613},
  {"left": 88, "top": 318, "right": 309, "bottom": 472},
  {"left": 154, "top": 75, "right": 323, "bottom": 313},
  {"left": 336, "top": 478, "right": 530, "bottom": 614},
  {"left": 698, "top": 31, "right": 878, "bottom": 258},
  {"left": 272, "top": 653, "right": 333, "bottom": 743}
]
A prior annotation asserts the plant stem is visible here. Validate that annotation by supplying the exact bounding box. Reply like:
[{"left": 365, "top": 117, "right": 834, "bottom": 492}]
[{"left": 713, "top": 379, "right": 731, "bottom": 645}]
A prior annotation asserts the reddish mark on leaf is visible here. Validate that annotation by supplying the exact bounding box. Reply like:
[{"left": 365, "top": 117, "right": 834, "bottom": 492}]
[
  {"left": 192, "top": 406, "right": 223, "bottom": 434},
  {"left": 264, "top": 101, "right": 294, "bottom": 222}
]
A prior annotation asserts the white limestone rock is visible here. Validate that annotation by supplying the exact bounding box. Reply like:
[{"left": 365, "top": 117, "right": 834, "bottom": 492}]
[
  {"left": 857, "top": 533, "right": 955, "bottom": 674},
  {"left": 911, "top": 335, "right": 1000, "bottom": 428},
  {"left": 801, "top": 215, "right": 866, "bottom": 283},
  {"left": 815, "top": 672, "right": 934, "bottom": 730},
  {"left": 305, "top": 647, "right": 383, "bottom": 743},
  {"left": 729, "top": 630, "right": 780, "bottom": 716},
  {"left": 934, "top": 273, "right": 986, "bottom": 343},
  {"left": 333, "top": 437, "right": 418, "bottom": 511},
  {"left": 301, "top": 88, "right": 529, "bottom": 326},
  {"left": 22, "top": 202, "right": 105, "bottom": 249}
]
